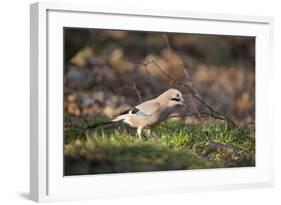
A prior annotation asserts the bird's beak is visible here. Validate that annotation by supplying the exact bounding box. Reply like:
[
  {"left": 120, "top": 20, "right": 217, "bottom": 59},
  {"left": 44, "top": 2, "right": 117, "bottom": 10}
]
[{"left": 179, "top": 97, "right": 185, "bottom": 106}]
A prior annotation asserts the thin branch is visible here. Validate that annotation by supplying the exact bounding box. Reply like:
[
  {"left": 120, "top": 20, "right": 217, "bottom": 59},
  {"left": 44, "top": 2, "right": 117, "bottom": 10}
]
[
  {"left": 124, "top": 36, "right": 238, "bottom": 127},
  {"left": 162, "top": 35, "right": 237, "bottom": 127},
  {"left": 126, "top": 57, "right": 237, "bottom": 126},
  {"left": 188, "top": 94, "right": 201, "bottom": 117},
  {"left": 150, "top": 58, "right": 176, "bottom": 83},
  {"left": 162, "top": 35, "right": 201, "bottom": 118},
  {"left": 123, "top": 57, "right": 151, "bottom": 77},
  {"left": 207, "top": 141, "right": 247, "bottom": 154},
  {"left": 132, "top": 82, "right": 143, "bottom": 103},
  {"left": 116, "top": 83, "right": 143, "bottom": 104},
  {"left": 169, "top": 112, "right": 229, "bottom": 121}
]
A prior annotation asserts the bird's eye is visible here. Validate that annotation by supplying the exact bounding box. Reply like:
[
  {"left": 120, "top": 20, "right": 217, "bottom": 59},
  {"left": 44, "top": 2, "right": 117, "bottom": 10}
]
[{"left": 176, "top": 93, "right": 180, "bottom": 97}]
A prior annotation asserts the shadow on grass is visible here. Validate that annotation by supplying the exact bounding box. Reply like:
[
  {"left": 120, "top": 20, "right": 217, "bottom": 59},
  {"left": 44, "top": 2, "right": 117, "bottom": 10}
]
[{"left": 64, "top": 142, "right": 221, "bottom": 176}]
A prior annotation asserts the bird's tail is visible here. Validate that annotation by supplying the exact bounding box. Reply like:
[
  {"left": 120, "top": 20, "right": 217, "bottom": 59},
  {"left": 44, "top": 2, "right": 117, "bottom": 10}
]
[
  {"left": 85, "top": 121, "right": 114, "bottom": 129},
  {"left": 85, "top": 115, "right": 125, "bottom": 130}
]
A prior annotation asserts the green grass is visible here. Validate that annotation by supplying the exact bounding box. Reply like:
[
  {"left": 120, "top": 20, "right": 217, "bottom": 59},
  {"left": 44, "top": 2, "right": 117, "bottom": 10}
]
[{"left": 64, "top": 118, "right": 255, "bottom": 175}]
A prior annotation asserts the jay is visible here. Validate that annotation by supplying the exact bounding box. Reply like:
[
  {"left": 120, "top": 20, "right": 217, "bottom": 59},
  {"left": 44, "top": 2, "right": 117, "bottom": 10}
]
[{"left": 87, "top": 88, "right": 185, "bottom": 139}]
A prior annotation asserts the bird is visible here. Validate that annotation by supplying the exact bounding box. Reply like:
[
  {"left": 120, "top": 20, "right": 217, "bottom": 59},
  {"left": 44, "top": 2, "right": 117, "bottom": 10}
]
[{"left": 86, "top": 88, "right": 185, "bottom": 139}]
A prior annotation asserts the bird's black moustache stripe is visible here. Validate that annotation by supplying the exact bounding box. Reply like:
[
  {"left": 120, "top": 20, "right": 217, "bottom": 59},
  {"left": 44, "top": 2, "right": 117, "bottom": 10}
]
[{"left": 171, "top": 98, "right": 180, "bottom": 102}]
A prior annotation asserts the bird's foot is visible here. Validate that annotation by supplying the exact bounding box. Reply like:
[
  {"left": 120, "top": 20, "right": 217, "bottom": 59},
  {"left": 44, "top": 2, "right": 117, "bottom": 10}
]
[{"left": 144, "top": 130, "right": 159, "bottom": 139}]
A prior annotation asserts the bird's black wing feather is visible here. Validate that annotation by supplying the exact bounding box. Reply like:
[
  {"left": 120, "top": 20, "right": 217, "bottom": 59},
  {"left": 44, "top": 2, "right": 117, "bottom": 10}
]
[
  {"left": 120, "top": 107, "right": 139, "bottom": 115},
  {"left": 85, "top": 121, "right": 114, "bottom": 129},
  {"left": 119, "top": 108, "right": 131, "bottom": 115}
]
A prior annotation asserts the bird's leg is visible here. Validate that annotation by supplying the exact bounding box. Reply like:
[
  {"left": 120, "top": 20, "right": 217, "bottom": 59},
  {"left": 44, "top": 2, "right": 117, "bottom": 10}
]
[
  {"left": 147, "top": 128, "right": 160, "bottom": 138},
  {"left": 137, "top": 127, "right": 143, "bottom": 140},
  {"left": 143, "top": 128, "right": 158, "bottom": 139},
  {"left": 141, "top": 129, "right": 152, "bottom": 139}
]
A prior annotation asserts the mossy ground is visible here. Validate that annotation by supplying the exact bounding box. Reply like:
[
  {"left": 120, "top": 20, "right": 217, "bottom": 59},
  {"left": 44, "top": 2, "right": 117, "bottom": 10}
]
[{"left": 64, "top": 118, "right": 255, "bottom": 175}]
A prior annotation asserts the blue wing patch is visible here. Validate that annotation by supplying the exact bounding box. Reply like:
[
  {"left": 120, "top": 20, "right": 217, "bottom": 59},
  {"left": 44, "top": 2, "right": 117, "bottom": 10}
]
[
  {"left": 130, "top": 107, "right": 149, "bottom": 116},
  {"left": 135, "top": 110, "right": 149, "bottom": 116}
]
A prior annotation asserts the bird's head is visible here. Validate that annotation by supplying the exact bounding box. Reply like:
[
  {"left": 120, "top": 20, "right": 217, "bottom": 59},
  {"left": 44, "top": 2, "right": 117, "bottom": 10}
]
[{"left": 158, "top": 88, "right": 185, "bottom": 107}]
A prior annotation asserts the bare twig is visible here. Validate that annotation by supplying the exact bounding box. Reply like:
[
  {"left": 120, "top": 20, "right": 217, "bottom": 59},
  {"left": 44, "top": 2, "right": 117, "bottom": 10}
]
[
  {"left": 207, "top": 141, "right": 246, "bottom": 154},
  {"left": 124, "top": 35, "right": 238, "bottom": 127},
  {"left": 163, "top": 35, "right": 237, "bottom": 127},
  {"left": 169, "top": 112, "right": 229, "bottom": 122},
  {"left": 116, "top": 83, "right": 143, "bottom": 104},
  {"left": 162, "top": 35, "right": 201, "bottom": 118},
  {"left": 127, "top": 57, "right": 237, "bottom": 126},
  {"left": 190, "top": 100, "right": 200, "bottom": 117},
  {"left": 132, "top": 82, "right": 143, "bottom": 103},
  {"left": 150, "top": 58, "right": 176, "bottom": 84},
  {"left": 123, "top": 57, "right": 151, "bottom": 77}
]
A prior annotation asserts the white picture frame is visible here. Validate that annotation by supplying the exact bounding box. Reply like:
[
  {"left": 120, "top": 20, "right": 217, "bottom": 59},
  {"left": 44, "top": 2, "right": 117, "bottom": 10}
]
[{"left": 30, "top": 2, "right": 274, "bottom": 202}]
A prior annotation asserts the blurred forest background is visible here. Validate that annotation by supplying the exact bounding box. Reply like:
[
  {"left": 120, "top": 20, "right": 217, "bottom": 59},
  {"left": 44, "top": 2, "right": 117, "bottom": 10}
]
[{"left": 63, "top": 28, "right": 255, "bottom": 175}]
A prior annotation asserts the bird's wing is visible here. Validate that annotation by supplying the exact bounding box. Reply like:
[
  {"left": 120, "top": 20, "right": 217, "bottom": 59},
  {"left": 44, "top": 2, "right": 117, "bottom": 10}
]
[{"left": 135, "top": 100, "right": 161, "bottom": 116}]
